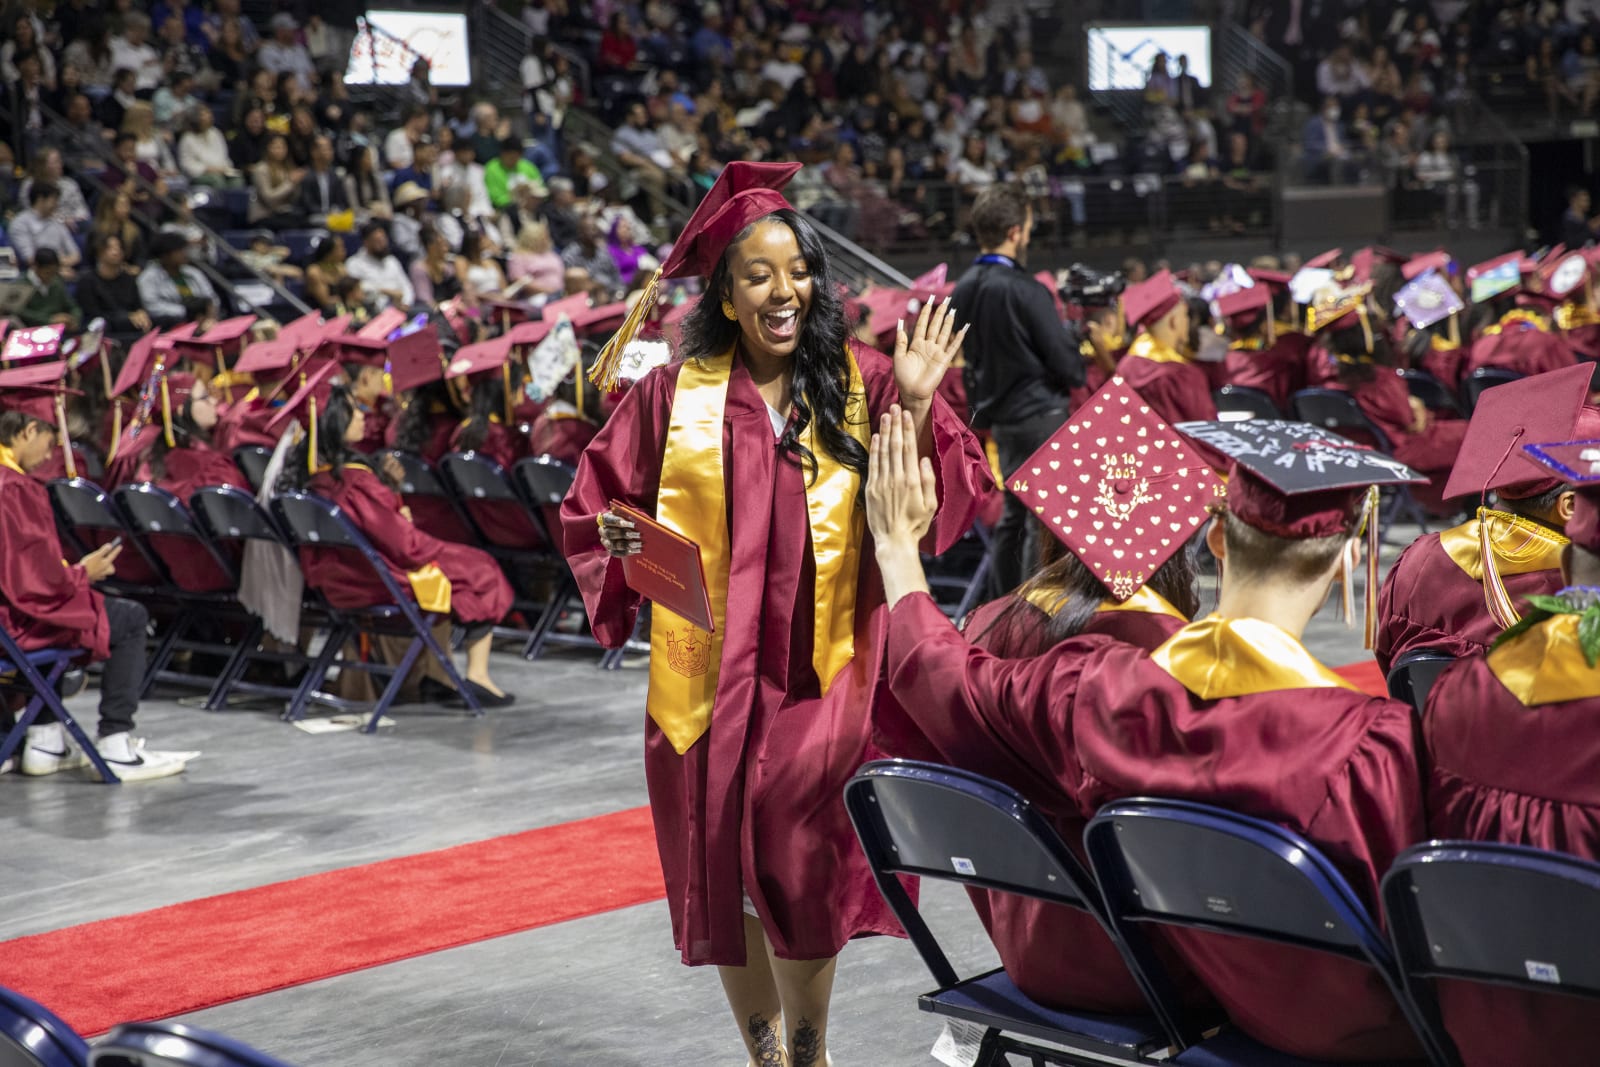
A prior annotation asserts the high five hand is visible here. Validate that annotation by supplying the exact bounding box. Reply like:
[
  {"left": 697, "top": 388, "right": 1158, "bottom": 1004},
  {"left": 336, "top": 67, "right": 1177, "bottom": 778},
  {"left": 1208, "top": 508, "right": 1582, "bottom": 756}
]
[{"left": 893, "top": 295, "right": 970, "bottom": 409}]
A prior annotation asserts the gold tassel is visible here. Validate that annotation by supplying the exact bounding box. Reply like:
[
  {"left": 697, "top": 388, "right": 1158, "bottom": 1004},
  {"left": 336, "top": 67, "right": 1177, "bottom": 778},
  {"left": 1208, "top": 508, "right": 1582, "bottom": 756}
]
[
  {"left": 383, "top": 359, "right": 394, "bottom": 398},
  {"left": 308, "top": 394, "right": 318, "bottom": 476},
  {"left": 160, "top": 377, "right": 175, "bottom": 448},
  {"left": 1479, "top": 506, "right": 1521, "bottom": 630},
  {"left": 574, "top": 352, "right": 585, "bottom": 417},
  {"left": 1265, "top": 310, "right": 1275, "bottom": 345},
  {"left": 501, "top": 360, "right": 514, "bottom": 426},
  {"left": 55, "top": 394, "right": 76, "bottom": 479},
  {"left": 1358, "top": 304, "right": 1373, "bottom": 356},
  {"left": 589, "top": 267, "right": 660, "bottom": 392},
  {"left": 1364, "top": 485, "right": 1381, "bottom": 649},
  {"left": 106, "top": 401, "right": 124, "bottom": 462},
  {"left": 1447, "top": 311, "right": 1460, "bottom": 348}
]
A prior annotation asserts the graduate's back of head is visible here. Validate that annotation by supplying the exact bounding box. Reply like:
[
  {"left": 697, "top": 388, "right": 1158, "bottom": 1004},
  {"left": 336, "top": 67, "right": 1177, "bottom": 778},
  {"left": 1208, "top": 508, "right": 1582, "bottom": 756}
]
[
  {"left": 1220, "top": 511, "right": 1348, "bottom": 587},
  {"left": 0, "top": 409, "right": 42, "bottom": 446}
]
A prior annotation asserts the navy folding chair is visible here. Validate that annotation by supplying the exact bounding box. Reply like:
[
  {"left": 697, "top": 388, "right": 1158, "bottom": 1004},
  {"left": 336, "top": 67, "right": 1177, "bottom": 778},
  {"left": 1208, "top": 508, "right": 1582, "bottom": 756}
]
[
  {"left": 0, "top": 984, "right": 90, "bottom": 1065},
  {"left": 47, "top": 478, "right": 167, "bottom": 593},
  {"left": 1382, "top": 842, "right": 1600, "bottom": 1067},
  {"left": 1084, "top": 799, "right": 1446, "bottom": 1066},
  {"left": 0, "top": 624, "right": 120, "bottom": 785},
  {"left": 385, "top": 450, "right": 477, "bottom": 545},
  {"left": 440, "top": 450, "right": 558, "bottom": 647},
  {"left": 272, "top": 490, "right": 483, "bottom": 730},
  {"left": 1398, "top": 370, "right": 1464, "bottom": 419},
  {"left": 1385, "top": 649, "right": 1456, "bottom": 714},
  {"left": 1213, "top": 385, "right": 1282, "bottom": 423},
  {"left": 231, "top": 447, "right": 274, "bottom": 494},
  {"left": 89, "top": 1020, "right": 297, "bottom": 1066},
  {"left": 1460, "top": 367, "right": 1522, "bottom": 413},
  {"left": 844, "top": 760, "right": 1192, "bottom": 1066},
  {"left": 1289, "top": 389, "right": 1429, "bottom": 541}
]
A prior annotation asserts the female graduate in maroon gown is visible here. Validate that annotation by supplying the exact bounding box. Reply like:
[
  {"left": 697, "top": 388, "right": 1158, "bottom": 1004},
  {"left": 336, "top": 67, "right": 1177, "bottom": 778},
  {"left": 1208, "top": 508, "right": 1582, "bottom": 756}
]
[
  {"left": 528, "top": 355, "right": 604, "bottom": 467},
  {"left": 103, "top": 373, "right": 248, "bottom": 499},
  {"left": 447, "top": 352, "right": 531, "bottom": 470},
  {"left": 561, "top": 161, "right": 993, "bottom": 1067},
  {"left": 279, "top": 371, "right": 516, "bottom": 707}
]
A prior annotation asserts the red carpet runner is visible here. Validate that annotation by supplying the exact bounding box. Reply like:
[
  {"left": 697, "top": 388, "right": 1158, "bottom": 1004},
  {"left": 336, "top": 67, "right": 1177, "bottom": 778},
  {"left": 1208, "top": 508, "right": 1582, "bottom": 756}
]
[
  {"left": 0, "top": 806, "right": 664, "bottom": 1036},
  {"left": 1333, "top": 658, "right": 1387, "bottom": 696}
]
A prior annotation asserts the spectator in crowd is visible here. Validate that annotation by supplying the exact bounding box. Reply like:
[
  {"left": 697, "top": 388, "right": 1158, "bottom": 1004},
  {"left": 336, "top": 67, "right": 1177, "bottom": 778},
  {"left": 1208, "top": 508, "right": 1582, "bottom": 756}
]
[
  {"left": 346, "top": 221, "right": 414, "bottom": 310},
  {"left": 1316, "top": 44, "right": 1369, "bottom": 106},
  {"left": 138, "top": 231, "right": 218, "bottom": 326},
  {"left": 603, "top": 215, "right": 656, "bottom": 290},
  {"left": 1144, "top": 52, "right": 1176, "bottom": 103},
  {"left": 104, "top": 131, "right": 169, "bottom": 220},
  {"left": 597, "top": 12, "right": 640, "bottom": 73},
  {"left": 345, "top": 143, "right": 394, "bottom": 221},
  {"left": 506, "top": 219, "right": 566, "bottom": 297},
  {"left": 484, "top": 137, "right": 544, "bottom": 215},
  {"left": 388, "top": 136, "right": 438, "bottom": 202},
  {"left": 562, "top": 214, "right": 622, "bottom": 300},
  {"left": 384, "top": 105, "right": 430, "bottom": 171},
  {"left": 1224, "top": 71, "right": 1267, "bottom": 138},
  {"left": 89, "top": 188, "right": 148, "bottom": 267},
  {"left": 1219, "top": 131, "right": 1266, "bottom": 234},
  {"left": 152, "top": 61, "right": 201, "bottom": 126},
  {"left": 1, "top": 13, "right": 56, "bottom": 88},
  {"left": 110, "top": 13, "right": 163, "bottom": 91},
  {"left": 409, "top": 225, "right": 463, "bottom": 307},
  {"left": 19, "top": 150, "right": 90, "bottom": 234},
  {"left": 1303, "top": 95, "right": 1357, "bottom": 184},
  {"left": 455, "top": 230, "right": 507, "bottom": 306},
  {"left": 99, "top": 66, "right": 140, "bottom": 131},
  {"left": 389, "top": 182, "right": 430, "bottom": 260},
  {"left": 610, "top": 102, "right": 680, "bottom": 213},
  {"left": 303, "top": 234, "right": 349, "bottom": 315},
  {"left": 122, "top": 101, "right": 179, "bottom": 177},
  {"left": 63, "top": 21, "right": 117, "bottom": 93},
  {"left": 436, "top": 138, "right": 494, "bottom": 222},
  {"left": 77, "top": 233, "right": 153, "bottom": 340},
  {"left": 208, "top": 13, "right": 251, "bottom": 89},
  {"left": 540, "top": 177, "right": 581, "bottom": 249},
  {"left": 1414, "top": 129, "right": 1477, "bottom": 229},
  {"left": 250, "top": 133, "right": 305, "bottom": 228},
  {"left": 10, "top": 183, "right": 83, "bottom": 273},
  {"left": 19, "top": 249, "right": 81, "bottom": 330},
  {"left": 49, "top": 94, "right": 106, "bottom": 175},
  {"left": 1173, "top": 53, "right": 1204, "bottom": 111},
  {"left": 228, "top": 105, "right": 269, "bottom": 170},
  {"left": 284, "top": 103, "right": 318, "bottom": 167},
  {"left": 178, "top": 105, "right": 239, "bottom": 187},
  {"left": 296, "top": 134, "right": 348, "bottom": 226},
  {"left": 257, "top": 13, "right": 314, "bottom": 92},
  {"left": 1560, "top": 185, "right": 1600, "bottom": 248}
]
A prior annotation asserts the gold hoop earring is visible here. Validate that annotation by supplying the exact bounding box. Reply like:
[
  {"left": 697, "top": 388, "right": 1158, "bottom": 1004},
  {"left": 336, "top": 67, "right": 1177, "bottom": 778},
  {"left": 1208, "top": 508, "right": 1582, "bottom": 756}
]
[{"left": 721, "top": 300, "right": 738, "bottom": 321}]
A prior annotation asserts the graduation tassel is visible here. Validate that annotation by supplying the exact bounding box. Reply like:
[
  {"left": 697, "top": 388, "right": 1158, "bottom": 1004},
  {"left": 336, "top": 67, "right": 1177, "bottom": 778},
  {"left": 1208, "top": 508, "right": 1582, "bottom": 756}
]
[
  {"left": 501, "top": 360, "right": 514, "bottom": 426},
  {"left": 307, "top": 394, "right": 318, "bottom": 476},
  {"left": 589, "top": 267, "right": 660, "bottom": 392},
  {"left": 1340, "top": 538, "right": 1356, "bottom": 629},
  {"left": 1364, "top": 485, "right": 1381, "bottom": 650},
  {"left": 1479, "top": 506, "right": 1521, "bottom": 630},
  {"left": 160, "top": 376, "right": 176, "bottom": 448},
  {"left": 1447, "top": 310, "right": 1460, "bottom": 348},
  {"left": 55, "top": 394, "right": 76, "bottom": 480},
  {"left": 106, "top": 401, "right": 124, "bottom": 463}
]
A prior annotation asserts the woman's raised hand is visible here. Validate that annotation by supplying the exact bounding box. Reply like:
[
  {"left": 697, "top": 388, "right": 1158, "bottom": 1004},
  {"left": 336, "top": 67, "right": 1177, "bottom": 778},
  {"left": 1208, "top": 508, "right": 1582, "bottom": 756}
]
[{"left": 892, "top": 294, "right": 970, "bottom": 409}]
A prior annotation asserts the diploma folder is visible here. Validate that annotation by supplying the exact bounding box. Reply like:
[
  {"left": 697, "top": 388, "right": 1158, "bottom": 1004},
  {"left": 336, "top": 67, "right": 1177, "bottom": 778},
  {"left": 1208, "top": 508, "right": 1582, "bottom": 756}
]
[{"left": 610, "top": 501, "right": 715, "bottom": 634}]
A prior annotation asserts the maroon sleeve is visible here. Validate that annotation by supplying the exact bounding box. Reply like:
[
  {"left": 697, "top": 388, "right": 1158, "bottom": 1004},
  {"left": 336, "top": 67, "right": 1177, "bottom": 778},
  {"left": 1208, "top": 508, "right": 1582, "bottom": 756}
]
[
  {"left": 338, "top": 466, "right": 449, "bottom": 571},
  {"left": 0, "top": 479, "right": 105, "bottom": 645}
]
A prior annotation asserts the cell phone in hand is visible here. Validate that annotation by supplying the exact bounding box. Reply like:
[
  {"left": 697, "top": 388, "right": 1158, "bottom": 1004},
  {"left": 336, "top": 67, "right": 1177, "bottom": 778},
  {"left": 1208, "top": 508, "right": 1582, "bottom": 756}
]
[{"left": 106, "top": 536, "right": 122, "bottom": 551}]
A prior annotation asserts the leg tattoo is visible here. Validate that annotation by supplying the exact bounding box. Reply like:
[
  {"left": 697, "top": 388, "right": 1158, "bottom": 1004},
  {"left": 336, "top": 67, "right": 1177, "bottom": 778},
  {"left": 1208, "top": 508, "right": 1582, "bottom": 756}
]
[
  {"left": 747, "top": 1013, "right": 784, "bottom": 1067},
  {"left": 791, "top": 1018, "right": 822, "bottom": 1067}
]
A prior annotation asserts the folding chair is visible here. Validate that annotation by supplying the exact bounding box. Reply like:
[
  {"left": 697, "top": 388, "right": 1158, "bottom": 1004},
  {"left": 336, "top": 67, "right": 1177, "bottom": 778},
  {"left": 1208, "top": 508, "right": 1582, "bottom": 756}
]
[
  {"left": 232, "top": 446, "right": 274, "bottom": 494},
  {"left": 844, "top": 760, "right": 1193, "bottom": 1066},
  {"left": 1385, "top": 649, "right": 1456, "bottom": 714},
  {"left": 0, "top": 984, "right": 90, "bottom": 1065},
  {"left": 926, "top": 519, "right": 995, "bottom": 622},
  {"left": 1213, "top": 385, "right": 1282, "bottom": 423},
  {"left": 1398, "top": 369, "right": 1465, "bottom": 420},
  {"left": 1460, "top": 367, "right": 1522, "bottom": 413},
  {"left": 89, "top": 1020, "right": 298, "bottom": 1067},
  {"left": 0, "top": 624, "right": 121, "bottom": 785},
  {"left": 1289, "top": 389, "right": 1430, "bottom": 541},
  {"left": 1084, "top": 798, "right": 1447, "bottom": 1066},
  {"left": 272, "top": 490, "right": 483, "bottom": 731},
  {"left": 46, "top": 478, "right": 167, "bottom": 592},
  {"left": 385, "top": 449, "right": 477, "bottom": 545},
  {"left": 1382, "top": 842, "right": 1600, "bottom": 1067}
]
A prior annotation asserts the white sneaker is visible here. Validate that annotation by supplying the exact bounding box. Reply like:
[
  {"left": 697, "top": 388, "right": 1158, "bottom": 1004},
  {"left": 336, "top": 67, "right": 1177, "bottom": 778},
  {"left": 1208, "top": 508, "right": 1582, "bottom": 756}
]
[
  {"left": 88, "top": 732, "right": 189, "bottom": 782},
  {"left": 127, "top": 736, "right": 202, "bottom": 763},
  {"left": 1, "top": 756, "right": 13, "bottom": 774},
  {"left": 21, "top": 723, "right": 89, "bottom": 776}
]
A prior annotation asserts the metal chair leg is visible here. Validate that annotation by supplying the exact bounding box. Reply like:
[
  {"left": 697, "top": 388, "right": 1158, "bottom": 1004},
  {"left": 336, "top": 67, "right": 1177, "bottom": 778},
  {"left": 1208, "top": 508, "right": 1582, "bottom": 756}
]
[{"left": 364, "top": 635, "right": 424, "bottom": 734}]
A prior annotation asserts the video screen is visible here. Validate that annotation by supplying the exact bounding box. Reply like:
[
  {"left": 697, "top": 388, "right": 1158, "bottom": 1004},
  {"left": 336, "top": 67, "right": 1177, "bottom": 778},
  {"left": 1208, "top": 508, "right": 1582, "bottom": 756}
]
[
  {"left": 345, "top": 10, "right": 471, "bottom": 88},
  {"left": 1086, "top": 25, "right": 1212, "bottom": 92}
]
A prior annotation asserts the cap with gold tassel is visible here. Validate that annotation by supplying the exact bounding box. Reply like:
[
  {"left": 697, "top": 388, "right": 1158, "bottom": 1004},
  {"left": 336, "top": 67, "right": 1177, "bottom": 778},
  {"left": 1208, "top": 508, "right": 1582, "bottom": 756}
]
[
  {"left": 263, "top": 360, "right": 344, "bottom": 475},
  {"left": 0, "top": 360, "right": 83, "bottom": 472},
  {"left": 589, "top": 161, "right": 802, "bottom": 392}
]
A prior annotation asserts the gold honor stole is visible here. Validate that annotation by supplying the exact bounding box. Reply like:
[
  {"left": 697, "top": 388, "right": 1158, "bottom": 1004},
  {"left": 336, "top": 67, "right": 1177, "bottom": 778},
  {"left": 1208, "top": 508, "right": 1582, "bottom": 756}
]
[
  {"left": 649, "top": 347, "right": 871, "bottom": 755},
  {"left": 1489, "top": 614, "right": 1600, "bottom": 705},
  {"left": 319, "top": 463, "right": 453, "bottom": 613},
  {"left": 0, "top": 443, "right": 23, "bottom": 476},
  {"left": 1152, "top": 615, "right": 1360, "bottom": 699},
  {"left": 1438, "top": 511, "right": 1567, "bottom": 582},
  {"left": 1023, "top": 583, "right": 1188, "bottom": 621},
  {"left": 1127, "top": 333, "right": 1191, "bottom": 365}
]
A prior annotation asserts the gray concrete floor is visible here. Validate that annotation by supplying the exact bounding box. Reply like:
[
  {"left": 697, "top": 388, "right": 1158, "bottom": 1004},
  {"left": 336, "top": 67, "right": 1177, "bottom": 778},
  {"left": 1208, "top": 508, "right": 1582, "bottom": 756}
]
[{"left": 0, "top": 527, "right": 1418, "bottom": 1066}]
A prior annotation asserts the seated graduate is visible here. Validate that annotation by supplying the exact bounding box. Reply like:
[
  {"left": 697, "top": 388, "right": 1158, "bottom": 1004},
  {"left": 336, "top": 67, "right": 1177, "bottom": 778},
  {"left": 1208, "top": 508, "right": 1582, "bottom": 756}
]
[
  {"left": 1114, "top": 269, "right": 1218, "bottom": 425},
  {"left": 0, "top": 362, "right": 194, "bottom": 781},
  {"left": 390, "top": 376, "right": 464, "bottom": 463},
  {"left": 332, "top": 330, "right": 400, "bottom": 456},
  {"left": 1217, "top": 274, "right": 1309, "bottom": 414},
  {"left": 867, "top": 410, "right": 1427, "bottom": 1061},
  {"left": 941, "top": 380, "right": 1216, "bottom": 1016},
  {"left": 1376, "top": 364, "right": 1599, "bottom": 673},
  {"left": 528, "top": 347, "right": 605, "bottom": 467},
  {"left": 103, "top": 363, "right": 248, "bottom": 499},
  {"left": 446, "top": 334, "right": 532, "bottom": 470},
  {"left": 209, "top": 314, "right": 348, "bottom": 454},
  {"left": 963, "top": 377, "right": 1205, "bottom": 662},
  {"left": 1462, "top": 251, "right": 1577, "bottom": 383},
  {"left": 1392, "top": 253, "right": 1468, "bottom": 388},
  {"left": 1422, "top": 437, "right": 1600, "bottom": 1067},
  {"left": 272, "top": 363, "right": 516, "bottom": 707}
]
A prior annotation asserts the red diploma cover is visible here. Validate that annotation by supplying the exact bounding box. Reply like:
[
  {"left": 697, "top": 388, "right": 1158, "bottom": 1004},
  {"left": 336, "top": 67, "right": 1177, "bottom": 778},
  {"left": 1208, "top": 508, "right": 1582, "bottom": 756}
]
[{"left": 610, "top": 501, "right": 716, "bottom": 633}]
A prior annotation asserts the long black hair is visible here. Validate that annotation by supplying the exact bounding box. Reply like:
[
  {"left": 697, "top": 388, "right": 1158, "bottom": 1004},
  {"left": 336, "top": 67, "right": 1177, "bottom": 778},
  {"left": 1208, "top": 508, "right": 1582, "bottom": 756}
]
[
  {"left": 455, "top": 361, "right": 527, "bottom": 453},
  {"left": 147, "top": 382, "right": 211, "bottom": 482},
  {"left": 393, "top": 380, "right": 460, "bottom": 455},
  {"left": 1325, "top": 321, "right": 1390, "bottom": 386},
  {"left": 677, "top": 208, "right": 867, "bottom": 487},
  {"left": 279, "top": 384, "right": 362, "bottom": 490},
  {"left": 971, "top": 535, "right": 1202, "bottom": 651}
]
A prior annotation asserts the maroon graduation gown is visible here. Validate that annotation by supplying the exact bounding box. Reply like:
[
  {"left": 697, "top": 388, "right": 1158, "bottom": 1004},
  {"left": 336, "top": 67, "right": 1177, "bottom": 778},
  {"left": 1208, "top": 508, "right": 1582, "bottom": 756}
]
[
  {"left": 1117, "top": 355, "right": 1218, "bottom": 426},
  {"left": 212, "top": 400, "right": 283, "bottom": 453},
  {"left": 1374, "top": 522, "right": 1564, "bottom": 674},
  {"left": 1223, "top": 333, "right": 1310, "bottom": 414},
  {"left": 449, "top": 418, "right": 527, "bottom": 472},
  {"left": 1562, "top": 321, "right": 1600, "bottom": 363},
  {"left": 1336, "top": 371, "right": 1466, "bottom": 477},
  {"left": 1465, "top": 317, "right": 1574, "bottom": 379},
  {"left": 881, "top": 594, "right": 1426, "bottom": 1061},
  {"left": 0, "top": 464, "right": 111, "bottom": 660},
  {"left": 561, "top": 343, "right": 994, "bottom": 966},
  {"left": 1423, "top": 633, "right": 1600, "bottom": 1067},
  {"left": 528, "top": 413, "right": 598, "bottom": 468},
  {"left": 952, "top": 594, "right": 1195, "bottom": 1014},
  {"left": 353, "top": 402, "right": 393, "bottom": 456},
  {"left": 102, "top": 443, "right": 251, "bottom": 592},
  {"left": 301, "top": 464, "right": 513, "bottom": 623}
]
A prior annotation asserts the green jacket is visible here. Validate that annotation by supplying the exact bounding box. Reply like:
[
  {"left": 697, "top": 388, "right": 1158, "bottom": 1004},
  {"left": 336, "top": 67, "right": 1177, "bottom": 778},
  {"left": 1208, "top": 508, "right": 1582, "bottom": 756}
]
[
  {"left": 19, "top": 277, "right": 81, "bottom": 330},
  {"left": 484, "top": 157, "right": 543, "bottom": 211}
]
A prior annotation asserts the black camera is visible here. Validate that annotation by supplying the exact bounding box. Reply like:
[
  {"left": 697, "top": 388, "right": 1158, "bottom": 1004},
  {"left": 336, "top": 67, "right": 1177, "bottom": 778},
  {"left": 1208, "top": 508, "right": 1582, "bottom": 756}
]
[{"left": 1058, "top": 264, "right": 1126, "bottom": 307}]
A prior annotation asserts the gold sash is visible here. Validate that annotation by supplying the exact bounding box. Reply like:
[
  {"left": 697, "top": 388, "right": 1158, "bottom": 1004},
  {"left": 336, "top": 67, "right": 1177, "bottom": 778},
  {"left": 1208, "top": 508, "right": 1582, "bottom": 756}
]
[
  {"left": 1438, "top": 511, "right": 1567, "bottom": 581},
  {"left": 648, "top": 347, "right": 870, "bottom": 754},
  {"left": 0, "top": 443, "right": 23, "bottom": 476},
  {"left": 406, "top": 563, "right": 452, "bottom": 614},
  {"left": 1482, "top": 309, "right": 1550, "bottom": 337},
  {"left": 1151, "top": 615, "right": 1360, "bottom": 699},
  {"left": 1488, "top": 614, "right": 1600, "bottom": 705},
  {"left": 1127, "top": 333, "right": 1191, "bottom": 365},
  {"left": 1098, "top": 585, "right": 1187, "bottom": 620}
]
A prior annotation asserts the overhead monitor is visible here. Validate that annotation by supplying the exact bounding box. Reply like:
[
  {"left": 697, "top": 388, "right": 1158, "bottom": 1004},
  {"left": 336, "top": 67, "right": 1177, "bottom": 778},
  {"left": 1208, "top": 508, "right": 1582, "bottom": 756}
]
[
  {"left": 345, "top": 10, "right": 471, "bottom": 87},
  {"left": 1086, "top": 24, "right": 1212, "bottom": 92}
]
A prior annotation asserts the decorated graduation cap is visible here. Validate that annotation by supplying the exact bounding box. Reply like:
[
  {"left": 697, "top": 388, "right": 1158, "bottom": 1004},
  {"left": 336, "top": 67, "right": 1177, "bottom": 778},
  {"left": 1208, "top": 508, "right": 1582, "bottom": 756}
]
[
  {"left": 1467, "top": 252, "right": 1523, "bottom": 303},
  {"left": 590, "top": 160, "right": 802, "bottom": 390},
  {"left": 1306, "top": 282, "right": 1376, "bottom": 355},
  {"left": 356, "top": 307, "right": 408, "bottom": 341},
  {"left": 1177, "top": 418, "right": 1425, "bottom": 646},
  {"left": 1537, "top": 250, "right": 1590, "bottom": 303},
  {"left": 524, "top": 316, "right": 583, "bottom": 404},
  {"left": 1393, "top": 269, "right": 1465, "bottom": 331},
  {"left": 0, "top": 360, "right": 81, "bottom": 477},
  {"left": 1403, "top": 250, "right": 1453, "bottom": 281},
  {"left": 1008, "top": 378, "right": 1222, "bottom": 601},
  {"left": 1121, "top": 269, "right": 1183, "bottom": 332},
  {"left": 1, "top": 323, "right": 66, "bottom": 365},
  {"left": 1523, "top": 440, "right": 1600, "bottom": 556}
]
